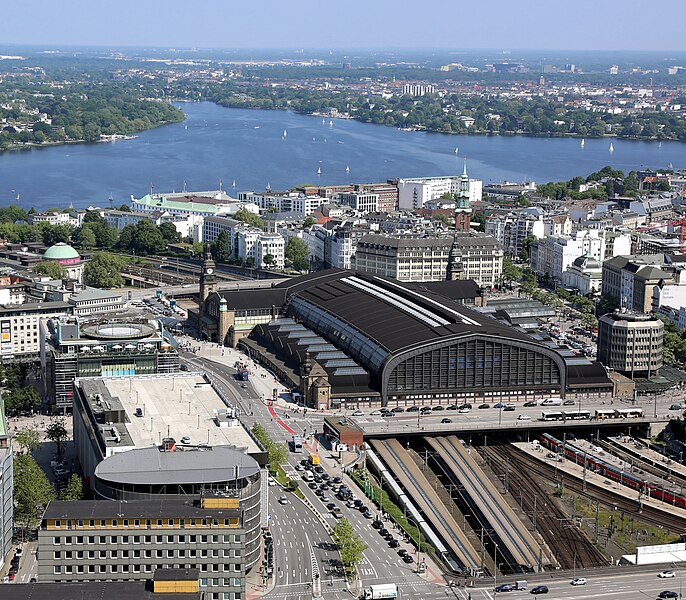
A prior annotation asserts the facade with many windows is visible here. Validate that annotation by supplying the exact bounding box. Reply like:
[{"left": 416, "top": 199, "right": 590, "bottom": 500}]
[{"left": 39, "top": 498, "right": 247, "bottom": 600}]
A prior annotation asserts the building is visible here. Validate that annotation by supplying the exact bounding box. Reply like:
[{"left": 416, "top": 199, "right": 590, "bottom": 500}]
[
  {"left": 42, "top": 243, "right": 84, "bottom": 283},
  {"left": 38, "top": 497, "right": 247, "bottom": 599},
  {"left": 202, "top": 218, "right": 285, "bottom": 269},
  {"left": 0, "top": 406, "right": 12, "bottom": 571},
  {"left": 397, "top": 176, "right": 482, "bottom": 211},
  {"left": 131, "top": 191, "right": 245, "bottom": 218},
  {"left": 0, "top": 301, "right": 73, "bottom": 364},
  {"left": 67, "top": 287, "right": 125, "bottom": 316},
  {"left": 602, "top": 256, "right": 674, "bottom": 313},
  {"left": 236, "top": 270, "right": 612, "bottom": 409},
  {"left": 352, "top": 233, "right": 503, "bottom": 288},
  {"left": 41, "top": 315, "right": 179, "bottom": 413},
  {"left": 0, "top": 579, "right": 201, "bottom": 600},
  {"left": 563, "top": 256, "right": 602, "bottom": 295},
  {"left": 71, "top": 373, "right": 264, "bottom": 572},
  {"left": 337, "top": 191, "right": 378, "bottom": 213},
  {"left": 597, "top": 311, "right": 663, "bottom": 378},
  {"left": 486, "top": 209, "right": 545, "bottom": 257}
]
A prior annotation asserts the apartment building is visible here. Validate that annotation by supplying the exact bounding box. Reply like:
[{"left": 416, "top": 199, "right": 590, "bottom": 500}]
[
  {"left": 486, "top": 209, "right": 545, "bottom": 257},
  {"left": 602, "top": 256, "right": 674, "bottom": 313},
  {"left": 38, "top": 498, "right": 247, "bottom": 600},
  {"left": 397, "top": 176, "right": 482, "bottom": 210}
]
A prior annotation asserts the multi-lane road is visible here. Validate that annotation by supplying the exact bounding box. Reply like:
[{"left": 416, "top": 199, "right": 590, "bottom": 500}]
[{"left": 183, "top": 349, "right": 686, "bottom": 600}]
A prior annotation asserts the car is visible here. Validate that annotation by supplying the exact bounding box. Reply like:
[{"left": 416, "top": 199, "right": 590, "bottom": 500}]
[
  {"left": 458, "top": 407, "right": 471, "bottom": 413},
  {"left": 320, "top": 494, "right": 330, "bottom": 502},
  {"left": 241, "top": 383, "right": 248, "bottom": 389},
  {"left": 354, "top": 499, "right": 363, "bottom": 507},
  {"left": 333, "top": 476, "right": 342, "bottom": 483},
  {"left": 384, "top": 532, "right": 394, "bottom": 541},
  {"left": 523, "top": 401, "right": 538, "bottom": 407},
  {"left": 315, "top": 489, "right": 324, "bottom": 497},
  {"left": 658, "top": 592, "right": 679, "bottom": 599},
  {"left": 326, "top": 502, "right": 336, "bottom": 511},
  {"left": 332, "top": 511, "right": 343, "bottom": 519},
  {"left": 180, "top": 436, "right": 191, "bottom": 444},
  {"left": 295, "top": 463, "right": 304, "bottom": 471},
  {"left": 370, "top": 410, "right": 382, "bottom": 416},
  {"left": 179, "top": 363, "right": 188, "bottom": 371},
  {"left": 278, "top": 495, "right": 288, "bottom": 505},
  {"left": 441, "top": 418, "right": 453, "bottom": 424},
  {"left": 313, "top": 475, "right": 322, "bottom": 483},
  {"left": 382, "top": 412, "right": 395, "bottom": 418},
  {"left": 372, "top": 520, "right": 383, "bottom": 530},
  {"left": 346, "top": 499, "right": 356, "bottom": 508},
  {"left": 530, "top": 585, "right": 548, "bottom": 594},
  {"left": 314, "top": 465, "right": 324, "bottom": 473},
  {"left": 352, "top": 411, "right": 364, "bottom": 416},
  {"left": 420, "top": 407, "right": 432, "bottom": 414},
  {"left": 380, "top": 528, "right": 389, "bottom": 537},
  {"left": 432, "top": 405, "right": 445, "bottom": 411},
  {"left": 563, "top": 399, "right": 576, "bottom": 406},
  {"left": 320, "top": 483, "right": 329, "bottom": 490},
  {"left": 321, "top": 473, "right": 330, "bottom": 481},
  {"left": 446, "top": 404, "right": 459, "bottom": 411},
  {"left": 495, "top": 584, "right": 515, "bottom": 592},
  {"left": 398, "top": 548, "right": 408, "bottom": 557},
  {"left": 308, "top": 481, "right": 318, "bottom": 490},
  {"left": 503, "top": 404, "right": 516, "bottom": 412},
  {"left": 389, "top": 539, "right": 400, "bottom": 548},
  {"left": 478, "top": 403, "right": 490, "bottom": 409},
  {"left": 658, "top": 571, "right": 676, "bottom": 579},
  {"left": 392, "top": 406, "right": 405, "bottom": 413},
  {"left": 134, "top": 407, "right": 143, "bottom": 417},
  {"left": 493, "top": 402, "right": 504, "bottom": 409},
  {"left": 403, "top": 554, "right": 415, "bottom": 563},
  {"left": 363, "top": 510, "right": 373, "bottom": 519},
  {"left": 406, "top": 406, "right": 419, "bottom": 412},
  {"left": 517, "top": 414, "right": 532, "bottom": 421},
  {"left": 570, "top": 577, "right": 587, "bottom": 586}
]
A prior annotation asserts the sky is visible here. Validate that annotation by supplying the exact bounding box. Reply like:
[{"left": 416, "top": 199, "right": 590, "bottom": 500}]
[{"left": 3, "top": 0, "right": 686, "bottom": 51}]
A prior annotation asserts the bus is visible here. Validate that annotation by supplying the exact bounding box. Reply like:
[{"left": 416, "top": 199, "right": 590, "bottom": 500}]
[
  {"left": 562, "top": 410, "right": 591, "bottom": 420},
  {"left": 540, "top": 411, "right": 564, "bottom": 421},
  {"left": 616, "top": 407, "right": 644, "bottom": 418},
  {"left": 595, "top": 408, "right": 618, "bottom": 420},
  {"left": 291, "top": 435, "right": 303, "bottom": 453}
]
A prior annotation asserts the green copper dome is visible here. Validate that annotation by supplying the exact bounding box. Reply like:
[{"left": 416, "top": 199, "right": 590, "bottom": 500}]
[{"left": 43, "top": 242, "right": 80, "bottom": 261}]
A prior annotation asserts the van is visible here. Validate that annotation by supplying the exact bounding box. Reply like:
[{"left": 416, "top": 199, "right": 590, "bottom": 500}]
[
  {"left": 541, "top": 398, "right": 562, "bottom": 406},
  {"left": 302, "top": 470, "right": 314, "bottom": 482},
  {"left": 515, "top": 580, "right": 527, "bottom": 590}
]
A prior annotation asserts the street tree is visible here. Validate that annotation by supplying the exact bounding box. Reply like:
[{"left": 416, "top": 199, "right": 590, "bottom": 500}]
[
  {"left": 263, "top": 254, "right": 276, "bottom": 268},
  {"left": 331, "top": 518, "right": 368, "bottom": 575},
  {"left": 84, "top": 252, "right": 126, "bottom": 287},
  {"left": 13, "top": 454, "right": 55, "bottom": 531},
  {"left": 285, "top": 237, "right": 310, "bottom": 271},
  {"left": 14, "top": 427, "right": 41, "bottom": 454},
  {"left": 46, "top": 417, "right": 69, "bottom": 460},
  {"left": 251, "top": 423, "right": 288, "bottom": 470},
  {"left": 61, "top": 474, "right": 85, "bottom": 501}
]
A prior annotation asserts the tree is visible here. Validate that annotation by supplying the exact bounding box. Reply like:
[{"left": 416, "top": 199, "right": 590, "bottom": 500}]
[
  {"left": 263, "top": 254, "right": 276, "bottom": 268},
  {"left": 519, "top": 235, "right": 536, "bottom": 262},
  {"left": 13, "top": 454, "right": 55, "bottom": 531},
  {"left": 61, "top": 474, "right": 85, "bottom": 501},
  {"left": 131, "top": 221, "right": 166, "bottom": 255},
  {"left": 285, "top": 237, "right": 310, "bottom": 271},
  {"left": 2, "top": 386, "right": 42, "bottom": 412},
  {"left": 72, "top": 226, "right": 97, "bottom": 249},
  {"left": 14, "top": 427, "right": 40, "bottom": 454},
  {"left": 118, "top": 204, "right": 131, "bottom": 212},
  {"left": 214, "top": 231, "right": 231, "bottom": 262},
  {"left": 501, "top": 257, "right": 522, "bottom": 284},
  {"left": 303, "top": 216, "right": 317, "bottom": 228},
  {"left": 331, "top": 518, "right": 368, "bottom": 576},
  {"left": 159, "top": 221, "right": 182, "bottom": 244},
  {"left": 250, "top": 423, "right": 287, "bottom": 470},
  {"left": 84, "top": 252, "right": 126, "bottom": 288},
  {"left": 33, "top": 261, "right": 67, "bottom": 280},
  {"left": 191, "top": 242, "right": 204, "bottom": 256},
  {"left": 46, "top": 417, "right": 68, "bottom": 460},
  {"left": 234, "top": 207, "right": 264, "bottom": 229}
]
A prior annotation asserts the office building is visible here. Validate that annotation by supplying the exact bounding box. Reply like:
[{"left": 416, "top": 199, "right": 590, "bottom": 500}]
[
  {"left": 597, "top": 310, "right": 663, "bottom": 378},
  {"left": 41, "top": 315, "right": 179, "bottom": 413},
  {"left": 38, "top": 497, "right": 247, "bottom": 600}
]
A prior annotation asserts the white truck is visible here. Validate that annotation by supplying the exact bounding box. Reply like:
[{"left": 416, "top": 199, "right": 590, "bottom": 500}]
[{"left": 363, "top": 583, "right": 398, "bottom": 599}]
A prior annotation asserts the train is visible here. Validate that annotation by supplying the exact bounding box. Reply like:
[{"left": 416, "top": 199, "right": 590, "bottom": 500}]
[{"left": 538, "top": 433, "right": 686, "bottom": 508}]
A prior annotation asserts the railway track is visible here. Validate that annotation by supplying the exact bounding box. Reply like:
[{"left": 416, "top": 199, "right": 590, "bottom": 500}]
[
  {"left": 494, "top": 443, "right": 686, "bottom": 535},
  {"left": 487, "top": 444, "right": 609, "bottom": 570}
]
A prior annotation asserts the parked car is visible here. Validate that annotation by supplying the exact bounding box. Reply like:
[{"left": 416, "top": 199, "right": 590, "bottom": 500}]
[
  {"left": 563, "top": 399, "right": 576, "bottom": 406},
  {"left": 402, "top": 554, "right": 415, "bottom": 563},
  {"left": 372, "top": 520, "right": 383, "bottom": 530},
  {"left": 352, "top": 411, "right": 364, "bottom": 416},
  {"left": 392, "top": 406, "right": 405, "bottom": 413},
  {"left": 406, "top": 406, "right": 419, "bottom": 412},
  {"left": 478, "top": 403, "right": 490, "bottom": 409},
  {"left": 431, "top": 405, "right": 445, "bottom": 411},
  {"left": 441, "top": 418, "right": 453, "bottom": 424},
  {"left": 398, "top": 548, "right": 408, "bottom": 557},
  {"left": 523, "top": 401, "right": 538, "bottom": 407},
  {"left": 180, "top": 436, "right": 191, "bottom": 444},
  {"left": 370, "top": 410, "right": 382, "bottom": 416},
  {"left": 517, "top": 414, "right": 532, "bottom": 421}
]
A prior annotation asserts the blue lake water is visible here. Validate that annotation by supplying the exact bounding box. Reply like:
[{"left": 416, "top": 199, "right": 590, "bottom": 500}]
[{"left": 1, "top": 101, "right": 685, "bottom": 211}]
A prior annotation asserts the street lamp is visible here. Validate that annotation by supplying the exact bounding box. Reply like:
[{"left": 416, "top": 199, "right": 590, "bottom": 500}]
[{"left": 493, "top": 543, "right": 499, "bottom": 596}]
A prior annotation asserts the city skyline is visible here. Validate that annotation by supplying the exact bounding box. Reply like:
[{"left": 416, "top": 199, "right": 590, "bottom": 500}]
[{"left": 3, "top": 0, "right": 686, "bottom": 51}]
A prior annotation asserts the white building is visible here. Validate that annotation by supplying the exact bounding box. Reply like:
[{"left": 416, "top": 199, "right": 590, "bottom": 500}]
[
  {"left": 235, "top": 227, "right": 285, "bottom": 269},
  {"left": 397, "top": 176, "right": 482, "bottom": 210},
  {"left": 237, "top": 191, "right": 323, "bottom": 216},
  {"left": 337, "top": 191, "right": 378, "bottom": 214},
  {"left": 486, "top": 208, "right": 545, "bottom": 256},
  {"left": 563, "top": 256, "right": 603, "bottom": 295},
  {"left": 255, "top": 233, "right": 285, "bottom": 269},
  {"left": 28, "top": 212, "right": 75, "bottom": 226}
]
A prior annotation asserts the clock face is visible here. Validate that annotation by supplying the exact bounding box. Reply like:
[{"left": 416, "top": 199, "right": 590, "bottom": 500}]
[{"left": 206, "top": 268, "right": 214, "bottom": 275}]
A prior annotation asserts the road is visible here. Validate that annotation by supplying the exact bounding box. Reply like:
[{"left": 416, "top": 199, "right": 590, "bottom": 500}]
[{"left": 181, "top": 351, "right": 445, "bottom": 599}]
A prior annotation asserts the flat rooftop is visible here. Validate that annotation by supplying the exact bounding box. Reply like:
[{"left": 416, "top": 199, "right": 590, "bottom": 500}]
[{"left": 79, "top": 374, "right": 259, "bottom": 454}]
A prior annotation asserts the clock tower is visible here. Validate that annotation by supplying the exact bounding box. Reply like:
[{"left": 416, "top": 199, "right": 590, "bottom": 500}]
[{"left": 199, "top": 244, "right": 218, "bottom": 320}]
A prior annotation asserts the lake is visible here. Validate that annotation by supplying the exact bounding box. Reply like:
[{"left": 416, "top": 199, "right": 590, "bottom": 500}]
[{"left": 1, "top": 101, "right": 685, "bottom": 211}]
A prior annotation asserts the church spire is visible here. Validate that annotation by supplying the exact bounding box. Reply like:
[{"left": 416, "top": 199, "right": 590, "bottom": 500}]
[{"left": 454, "top": 159, "right": 472, "bottom": 231}]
